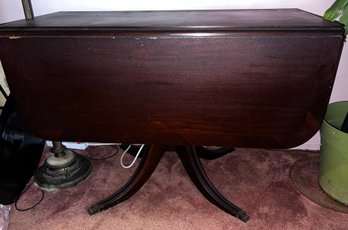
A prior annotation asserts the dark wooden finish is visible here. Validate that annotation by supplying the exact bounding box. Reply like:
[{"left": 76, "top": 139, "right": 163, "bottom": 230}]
[
  {"left": 88, "top": 145, "right": 166, "bottom": 215},
  {"left": 0, "top": 9, "right": 342, "bottom": 32},
  {"left": 0, "top": 9, "right": 344, "bottom": 222},
  {"left": 88, "top": 145, "right": 248, "bottom": 222},
  {"left": 0, "top": 9, "right": 344, "bottom": 148},
  {"left": 175, "top": 145, "right": 249, "bottom": 222}
]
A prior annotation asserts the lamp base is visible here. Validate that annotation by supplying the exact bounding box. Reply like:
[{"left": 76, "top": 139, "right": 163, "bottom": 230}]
[{"left": 35, "top": 149, "right": 92, "bottom": 190}]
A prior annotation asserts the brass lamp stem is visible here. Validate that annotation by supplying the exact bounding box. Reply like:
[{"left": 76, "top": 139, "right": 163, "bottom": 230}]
[{"left": 21, "top": 0, "right": 34, "bottom": 20}]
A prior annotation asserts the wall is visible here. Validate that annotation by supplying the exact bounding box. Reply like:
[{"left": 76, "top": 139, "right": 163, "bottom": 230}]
[{"left": 0, "top": 0, "right": 347, "bottom": 149}]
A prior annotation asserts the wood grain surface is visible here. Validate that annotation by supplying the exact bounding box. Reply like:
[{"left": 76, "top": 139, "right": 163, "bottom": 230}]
[{"left": 0, "top": 10, "right": 344, "bottom": 148}]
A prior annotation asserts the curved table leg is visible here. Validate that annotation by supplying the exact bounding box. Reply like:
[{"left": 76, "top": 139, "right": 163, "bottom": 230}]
[
  {"left": 87, "top": 144, "right": 166, "bottom": 215},
  {"left": 175, "top": 145, "right": 250, "bottom": 222}
]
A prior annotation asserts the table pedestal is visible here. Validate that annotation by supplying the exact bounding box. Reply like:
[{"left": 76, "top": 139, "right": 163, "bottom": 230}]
[{"left": 87, "top": 145, "right": 249, "bottom": 222}]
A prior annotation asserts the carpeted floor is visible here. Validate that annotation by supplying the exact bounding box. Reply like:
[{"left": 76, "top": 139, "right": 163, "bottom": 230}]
[{"left": 8, "top": 146, "right": 348, "bottom": 229}]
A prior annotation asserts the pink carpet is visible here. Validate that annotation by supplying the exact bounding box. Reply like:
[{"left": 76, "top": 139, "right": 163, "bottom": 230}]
[{"left": 8, "top": 146, "right": 348, "bottom": 229}]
